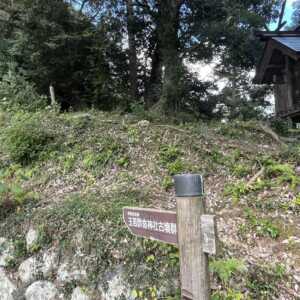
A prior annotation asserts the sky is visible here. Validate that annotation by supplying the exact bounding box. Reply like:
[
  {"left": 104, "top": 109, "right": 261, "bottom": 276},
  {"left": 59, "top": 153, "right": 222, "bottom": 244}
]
[
  {"left": 286, "top": 0, "right": 295, "bottom": 21},
  {"left": 270, "top": 0, "right": 295, "bottom": 29}
]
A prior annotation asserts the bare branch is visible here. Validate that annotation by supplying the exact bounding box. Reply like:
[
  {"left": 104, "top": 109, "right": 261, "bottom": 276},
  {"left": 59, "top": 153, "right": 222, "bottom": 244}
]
[
  {"left": 79, "top": 0, "right": 89, "bottom": 12},
  {"left": 276, "top": 0, "right": 287, "bottom": 31}
]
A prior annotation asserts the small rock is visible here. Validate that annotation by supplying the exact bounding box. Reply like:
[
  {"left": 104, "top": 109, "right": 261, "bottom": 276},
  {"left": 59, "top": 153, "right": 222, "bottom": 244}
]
[
  {"left": 72, "top": 231, "right": 85, "bottom": 255},
  {"left": 26, "top": 228, "right": 39, "bottom": 251},
  {"left": 137, "top": 120, "right": 150, "bottom": 128},
  {"left": 295, "top": 166, "right": 300, "bottom": 175},
  {"left": 294, "top": 275, "right": 300, "bottom": 283},
  {"left": 0, "top": 268, "right": 17, "bottom": 300},
  {"left": 25, "top": 281, "right": 59, "bottom": 300},
  {"left": 0, "top": 238, "right": 14, "bottom": 267},
  {"left": 282, "top": 236, "right": 300, "bottom": 244},
  {"left": 57, "top": 262, "right": 87, "bottom": 284},
  {"left": 18, "top": 257, "right": 40, "bottom": 285},
  {"left": 71, "top": 287, "right": 91, "bottom": 300},
  {"left": 41, "top": 249, "right": 59, "bottom": 278},
  {"left": 99, "top": 271, "right": 131, "bottom": 300}
]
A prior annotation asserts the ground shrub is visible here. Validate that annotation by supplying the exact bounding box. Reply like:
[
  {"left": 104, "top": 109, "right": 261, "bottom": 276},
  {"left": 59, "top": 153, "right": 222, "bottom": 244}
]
[
  {"left": 279, "top": 144, "right": 300, "bottom": 164},
  {"left": 224, "top": 181, "right": 249, "bottom": 203},
  {"left": 210, "top": 258, "right": 246, "bottom": 285},
  {"left": 82, "top": 136, "right": 124, "bottom": 173},
  {"left": 264, "top": 159, "right": 299, "bottom": 188},
  {"left": 212, "top": 289, "right": 244, "bottom": 300},
  {"left": 2, "top": 112, "right": 55, "bottom": 164},
  {"left": 162, "top": 176, "right": 174, "bottom": 191},
  {"left": 0, "top": 71, "right": 47, "bottom": 112},
  {"left": 244, "top": 209, "right": 280, "bottom": 239},
  {"left": 159, "top": 145, "right": 181, "bottom": 165},
  {"left": 159, "top": 145, "right": 185, "bottom": 175},
  {"left": 270, "top": 119, "right": 289, "bottom": 136},
  {"left": 231, "top": 163, "right": 251, "bottom": 178},
  {"left": 0, "top": 180, "right": 37, "bottom": 220},
  {"left": 247, "top": 264, "right": 286, "bottom": 298}
]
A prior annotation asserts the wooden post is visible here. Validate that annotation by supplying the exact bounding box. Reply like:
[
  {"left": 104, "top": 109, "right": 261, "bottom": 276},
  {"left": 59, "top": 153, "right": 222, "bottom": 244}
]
[
  {"left": 49, "top": 84, "right": 56, "bottom": 106},
  {"left": 174, "top": 174, "right": 210, "bottom": 300},
  {"left": 285, "top": 56, "right": 294, "bottom": 111}
]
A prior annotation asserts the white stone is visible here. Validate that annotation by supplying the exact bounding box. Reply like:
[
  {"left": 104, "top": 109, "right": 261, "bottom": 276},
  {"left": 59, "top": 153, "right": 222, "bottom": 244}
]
[
  {"left": 57, "top": 262, "right": 87, "bottom": 284},
  {"left": 25, "top": 281, "right": 59, "bottom": 300},
  {"left": 71, "top": 287, "right": 91, "bottom": 300},
  {"left": 26, "top": 228, "right": 39, "bottom": 251},
  {"left": 294, "top": 274, "right": 300, "bottom": 283},
  {"left": 99, "top": 272, "right": 131, "bottom": 300},
  {"left": 18, "top": 257, "right": 40, "bottom": 285},
  {"left": 295, "top": 166, "right": 300, "bottom": 175},
  {"left": 137, "top": 120, "right": 150, "bottom": 128},
  {"left": 41, "top": 250, "right": 58, "bottom": 278},
  {"left": 0, "top": 238, "right": 14, "bottom": 267},
  {"left": 0, "top": 268, "right": 17, "bottom": 300},
  {"left": 281, "top": 236, "right": 300, "bottom": 244}
]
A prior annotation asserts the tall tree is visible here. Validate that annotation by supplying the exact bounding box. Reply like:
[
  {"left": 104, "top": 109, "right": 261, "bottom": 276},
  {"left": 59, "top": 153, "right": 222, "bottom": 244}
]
[
  {"left": 0, "top": 0, "right": 99, "bottom": 108},
  {"left": 157, "top": 0, "right": 184, "bottom": 112},
  {"left": 127, "top": 0, "right": 138, "bottom": 101}
]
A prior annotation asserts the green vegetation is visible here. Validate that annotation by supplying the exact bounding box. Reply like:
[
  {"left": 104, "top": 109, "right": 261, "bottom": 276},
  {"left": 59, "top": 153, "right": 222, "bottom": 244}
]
[
  {"left": 241, "top": 209, "right": 280, "bottom": 239},
  {"left": 159, "top": 145, "right": 185, "bottom": 175},
  {"left": 264, "top": 159, "right": 300, "bottom": 188},
  {"left": 210, "top": 258, "right": 246, "bottom": 285},
  {"left": 212, "top": 289, "right": 244, "bottom": 300},
  {"left": 0, "top": 0, "right": 298, "bottom": 297},
  {"left": 246, "top": 264, "right": 286, "bottom": 298},
  {"left": 0, "top": 165, "right": 38, "bottom": 219},
  {"left": 162, "top": 176, "right": 174, "bottom": 191},
  {"left": 224, "top": 181, "right": 249, "bottom": 203},
  {"left": 0, "top": 71, "right": 47, "bottom": 112},
  {"left": 0, "top": 109, "right": 298, "bottom": 298},
  {"left": 2, "top": 112, "right": 56, "bottom": 164}
]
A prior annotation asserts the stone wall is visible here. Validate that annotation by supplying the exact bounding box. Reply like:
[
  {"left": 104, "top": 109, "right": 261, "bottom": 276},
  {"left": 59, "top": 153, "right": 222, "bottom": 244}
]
[{"left": 0, "top": 228, "right": 132, "bottom": 300}]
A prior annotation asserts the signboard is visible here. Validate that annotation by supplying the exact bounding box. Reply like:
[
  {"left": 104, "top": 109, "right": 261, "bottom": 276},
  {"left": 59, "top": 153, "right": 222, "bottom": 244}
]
[
  {"left": 123, "top": 207, "right": 178, "bottom": 245},
  {"left": 201, "top": 215, "right": 218, "bottom": 255},
  {"left": 123, "top": 175, "right": 216, "bottom": 299},
  {"left": 123, "top": 207, "right": 217, "bottom": 256}
]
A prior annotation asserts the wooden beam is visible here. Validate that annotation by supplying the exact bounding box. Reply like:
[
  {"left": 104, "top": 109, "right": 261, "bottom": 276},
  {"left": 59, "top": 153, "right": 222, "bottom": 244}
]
[
  {"left": 266, "top": 64, "right": 285, "bottom": 69},
  {"left": 255, "top": 43, "right": 275, "bottom": 83}
]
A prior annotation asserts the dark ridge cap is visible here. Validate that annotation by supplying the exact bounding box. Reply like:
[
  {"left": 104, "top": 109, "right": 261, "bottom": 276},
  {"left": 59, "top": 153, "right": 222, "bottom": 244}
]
[{"left": 255, "top": 30, "right": 300, "bottom": 41}]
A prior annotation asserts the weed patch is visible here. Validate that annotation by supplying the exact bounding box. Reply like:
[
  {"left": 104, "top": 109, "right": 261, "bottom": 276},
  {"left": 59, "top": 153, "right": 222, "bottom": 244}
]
[
  {"left": 0, "top": 166, "right": 38, "bottom": 219},
  {"left": 243, "top": 209, "right": 280, "bottom": 239},
  {"left": 246, "top": 263, "right": 286, "bottom": 298},
  {"left": 210, "top": 258, "right": 246, "bottom": 285},
  {"left": 159, "top": 145, "right": 185, "bottom": 175}
]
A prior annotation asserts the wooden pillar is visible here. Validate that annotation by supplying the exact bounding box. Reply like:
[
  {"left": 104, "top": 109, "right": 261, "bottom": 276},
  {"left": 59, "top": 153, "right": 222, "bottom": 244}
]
[
  {"left": 174, "top": 174, "right": 210, "bottom": 300},
  {"left": 285, "top": 56, "right": 294, "bottom": 110},
  {"left": 49, "top": 85, "right": 56, "bottom": 106}
]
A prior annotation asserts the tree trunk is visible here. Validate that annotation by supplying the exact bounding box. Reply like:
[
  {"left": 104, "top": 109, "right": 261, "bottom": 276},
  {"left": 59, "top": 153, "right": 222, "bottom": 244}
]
[
  {"left": 127, "top": 0, "right": 138, "bottom": 102},
  {"left": 145, "top": 30, "right": 162, "bottom": 108},
  {"left": 157, "top": 0, "right": 183, "bottom": 113}
]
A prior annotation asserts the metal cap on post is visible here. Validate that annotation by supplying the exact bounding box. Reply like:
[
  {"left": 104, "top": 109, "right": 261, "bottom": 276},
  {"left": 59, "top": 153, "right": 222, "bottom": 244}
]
[{"left": 174, "top": 174, "right": 204, "bottom": 197}]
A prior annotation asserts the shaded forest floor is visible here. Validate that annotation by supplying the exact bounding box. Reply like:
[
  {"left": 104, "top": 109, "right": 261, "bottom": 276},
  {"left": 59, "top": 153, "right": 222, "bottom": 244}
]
[{"left": 0, "top": 110, "right": 299, "bottom": 299}]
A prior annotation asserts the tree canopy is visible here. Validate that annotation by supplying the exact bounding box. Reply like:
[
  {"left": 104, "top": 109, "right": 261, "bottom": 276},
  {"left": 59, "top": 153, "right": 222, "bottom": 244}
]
[{"left": 0, "top": 0, "right": 282, "bottom": 117}]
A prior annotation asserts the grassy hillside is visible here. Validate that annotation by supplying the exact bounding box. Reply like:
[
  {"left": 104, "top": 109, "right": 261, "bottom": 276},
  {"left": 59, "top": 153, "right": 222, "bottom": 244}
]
[{"left": 0, "top": 109, "right": 299, "bottom": 299}]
